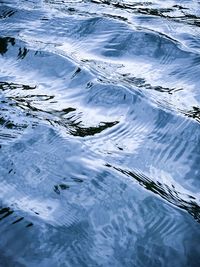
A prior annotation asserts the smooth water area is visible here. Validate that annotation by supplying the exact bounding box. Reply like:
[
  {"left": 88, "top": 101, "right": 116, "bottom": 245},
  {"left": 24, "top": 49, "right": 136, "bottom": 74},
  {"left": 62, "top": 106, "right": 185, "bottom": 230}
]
[{"left": 0, "top": 0, "right": 200, "bottom": 266}]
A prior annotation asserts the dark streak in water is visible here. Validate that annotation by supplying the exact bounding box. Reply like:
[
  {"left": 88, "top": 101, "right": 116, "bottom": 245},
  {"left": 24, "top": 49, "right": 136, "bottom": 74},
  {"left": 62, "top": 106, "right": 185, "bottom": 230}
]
[
  {"left": 12, "top": 217, "right": 24, "bottom": 224},
  {"left": 105, "top": 163, "right": 200, "bottom": 223}
]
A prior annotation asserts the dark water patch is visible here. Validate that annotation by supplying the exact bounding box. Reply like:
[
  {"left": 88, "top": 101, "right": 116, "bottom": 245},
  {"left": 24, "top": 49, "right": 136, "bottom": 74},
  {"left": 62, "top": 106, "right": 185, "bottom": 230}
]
[
  {"left": 54, "top": 184, "right": 70, "bottom": 195},
  {"left": 183, "top": 106, "right": 200, "bottom": 124},
  {"left": 68, "top": 121, "right": 119, "bottom": 137},
  {"left": 0, "top": 82, "right": 36, "bottom": 91},
  {"left": 0, "top": 37, "right": 15, "bottom": 55}
]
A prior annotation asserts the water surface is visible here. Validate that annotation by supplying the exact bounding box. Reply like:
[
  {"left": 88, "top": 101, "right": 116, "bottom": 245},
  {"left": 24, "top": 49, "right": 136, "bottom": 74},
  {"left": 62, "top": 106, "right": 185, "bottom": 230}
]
[{"left": 0, "top": 0, "right": 200, "bottom": 266}]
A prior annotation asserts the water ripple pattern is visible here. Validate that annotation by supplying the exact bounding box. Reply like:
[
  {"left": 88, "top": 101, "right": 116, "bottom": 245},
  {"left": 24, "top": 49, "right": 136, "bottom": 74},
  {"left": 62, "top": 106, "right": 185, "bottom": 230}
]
[{"left": 0, "top": 0, "right": 200, "bottom": 266}]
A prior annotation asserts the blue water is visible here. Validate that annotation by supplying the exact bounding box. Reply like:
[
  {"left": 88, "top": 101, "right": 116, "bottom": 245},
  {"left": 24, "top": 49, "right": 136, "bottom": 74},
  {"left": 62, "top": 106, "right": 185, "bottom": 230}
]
[{"left": 0, "top": 0, "right": 200, "bottom": 266}]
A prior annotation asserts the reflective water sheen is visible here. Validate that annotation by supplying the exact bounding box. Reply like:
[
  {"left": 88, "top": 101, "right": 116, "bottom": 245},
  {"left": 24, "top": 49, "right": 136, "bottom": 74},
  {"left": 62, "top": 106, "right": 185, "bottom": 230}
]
[{"left": 0, "top": 0, "right": 200, "bottom": 266}]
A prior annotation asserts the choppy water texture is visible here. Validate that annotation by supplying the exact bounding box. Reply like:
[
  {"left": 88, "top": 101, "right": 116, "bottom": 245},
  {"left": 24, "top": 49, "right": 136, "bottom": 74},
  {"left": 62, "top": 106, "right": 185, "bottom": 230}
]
[{"left": 0, "top": 0, "right": 200, "bottom": 266}]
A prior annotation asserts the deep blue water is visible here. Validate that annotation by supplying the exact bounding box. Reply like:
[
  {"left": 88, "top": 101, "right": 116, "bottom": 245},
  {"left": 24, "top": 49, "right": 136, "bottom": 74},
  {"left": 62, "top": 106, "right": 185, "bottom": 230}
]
[{"left": 0, "top": 0, "right": 200, "bottom": 266}]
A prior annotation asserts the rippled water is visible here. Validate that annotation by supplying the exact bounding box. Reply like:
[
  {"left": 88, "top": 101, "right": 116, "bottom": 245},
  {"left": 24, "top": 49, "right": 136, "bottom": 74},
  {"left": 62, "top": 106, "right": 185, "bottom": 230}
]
[{"left": 0, "top": 0, "right": 200, "bottom": 266}]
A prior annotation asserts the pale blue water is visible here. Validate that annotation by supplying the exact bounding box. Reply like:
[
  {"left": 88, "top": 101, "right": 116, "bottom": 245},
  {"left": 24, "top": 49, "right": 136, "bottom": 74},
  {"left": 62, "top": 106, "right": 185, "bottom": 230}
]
[{"left": 0, "top": 0, "right": 200, "bottom": 266}]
